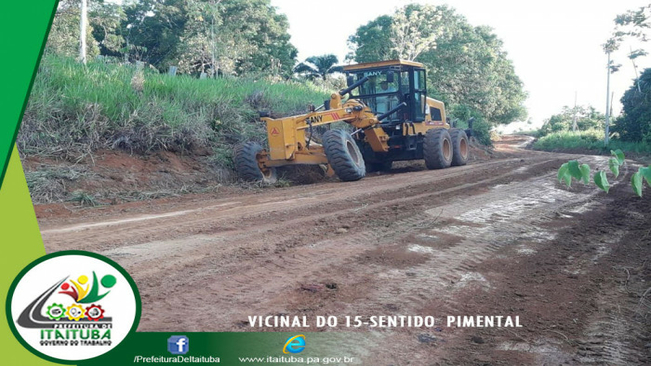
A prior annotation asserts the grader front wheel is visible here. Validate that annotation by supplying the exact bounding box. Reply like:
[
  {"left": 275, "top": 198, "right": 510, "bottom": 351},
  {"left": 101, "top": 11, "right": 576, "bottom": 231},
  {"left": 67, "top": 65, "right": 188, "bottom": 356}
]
[
  {"left": 322, "top": 129, "right": 366, "bottom": 181},
  {"left": 424, "top": 129, "right": 453, "bottom": 169},
  {"left": 234, "top": 142, "right": 277, "bottom": 184}
]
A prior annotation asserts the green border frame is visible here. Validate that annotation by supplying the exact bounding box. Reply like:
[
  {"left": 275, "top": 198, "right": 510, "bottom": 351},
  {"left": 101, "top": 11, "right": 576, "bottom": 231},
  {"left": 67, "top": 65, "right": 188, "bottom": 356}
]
[
  {"left": 0, "top": 1, "right": 59, "bottom": 190},
  {"left": 5, "top": 250, "right": 142, "bottom": 364}
]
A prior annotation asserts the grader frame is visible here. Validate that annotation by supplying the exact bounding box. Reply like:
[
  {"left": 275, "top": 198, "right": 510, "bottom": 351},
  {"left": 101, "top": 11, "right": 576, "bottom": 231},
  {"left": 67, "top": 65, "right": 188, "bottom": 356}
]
[{"left": 234, "top": 60, "right": 469, "bottom": 183}]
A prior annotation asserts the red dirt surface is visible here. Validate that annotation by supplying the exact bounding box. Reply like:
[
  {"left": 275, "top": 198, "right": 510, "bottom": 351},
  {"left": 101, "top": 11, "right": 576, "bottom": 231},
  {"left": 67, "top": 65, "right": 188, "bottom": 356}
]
[
  {"left": 36, "top": 136, "right": 651, "bottom": 365},
  {"left": 23, "top": 149, "right": 231, "bottom": 206}
]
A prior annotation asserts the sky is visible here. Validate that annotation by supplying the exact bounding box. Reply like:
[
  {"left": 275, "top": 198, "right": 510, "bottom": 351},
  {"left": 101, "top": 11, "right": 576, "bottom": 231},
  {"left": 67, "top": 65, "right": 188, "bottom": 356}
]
[{"left": 271, "top": 0, "right": 650, "bottom": 130}]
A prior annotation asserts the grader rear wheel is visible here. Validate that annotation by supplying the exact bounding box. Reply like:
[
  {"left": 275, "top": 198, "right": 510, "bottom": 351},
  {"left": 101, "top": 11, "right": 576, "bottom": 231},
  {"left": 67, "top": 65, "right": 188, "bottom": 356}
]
[
  {"left": 449, "top": 128, "right": 469, "bottom": 166},
  {"left": 234, "top": 142, "right": 277, "bottom": 183},
  {"left": 322, "top": 129, "right": 366, "bottom": 181},
  {"left": 423, "top": 128, "right": 453, "bottom": 169}
]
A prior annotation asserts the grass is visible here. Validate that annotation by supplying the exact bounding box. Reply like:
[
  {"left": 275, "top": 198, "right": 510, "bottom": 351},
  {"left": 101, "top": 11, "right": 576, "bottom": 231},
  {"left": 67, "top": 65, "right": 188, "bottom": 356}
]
[
  {"left": 24, "top": 166, "right": 95, "bottom": 203},
  {"left": 68, "top": 190, "right": 100, "bottom": 207},
  {"left": 19, "top": 56, "right": 334, "bottom": 204},
  {"left": 533, "top": 129, "right": 651, "bottom": 155},
  {"left": 19, "top": 55, "right": 331, "bottom": 165}
]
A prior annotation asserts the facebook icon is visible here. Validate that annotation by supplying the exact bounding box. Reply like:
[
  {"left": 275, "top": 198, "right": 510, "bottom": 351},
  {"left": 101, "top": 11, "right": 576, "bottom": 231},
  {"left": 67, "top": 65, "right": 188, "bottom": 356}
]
[{"left": 167, "top": 335, "right": 189, "bottom": 355}]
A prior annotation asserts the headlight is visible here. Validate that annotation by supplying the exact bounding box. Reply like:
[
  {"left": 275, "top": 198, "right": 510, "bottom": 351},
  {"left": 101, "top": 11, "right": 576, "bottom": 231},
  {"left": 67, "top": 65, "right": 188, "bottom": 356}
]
[{"left": 345, "top": 108, "right": 353, "bottom": 113}]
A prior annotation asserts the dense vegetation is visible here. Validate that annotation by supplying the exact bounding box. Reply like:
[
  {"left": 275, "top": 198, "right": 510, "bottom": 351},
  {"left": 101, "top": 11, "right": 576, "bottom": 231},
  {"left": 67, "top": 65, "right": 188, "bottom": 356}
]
[
  {"left": 348, "top": 3, "right": 528, "bottom": 131},
  {"left": 48, "top": 0, "right": 297, "bottom": 77},
  {"left": 18, "top": 55, "right": 329, "bottom": 168},
  {"left": 533, "top": 130, "right": 651, "bottom": 154},
  {"left": 538, "top": 106, "right": 605, "bottom": 137},
  {"left": 613, "top": 68, "right": 651, "bottom": 144},
  {"left": 28, "top": 0, "right": 337, "bottom": 168},
  {"left": 37, "top": 1, "right": 518, "bottom": 153}
]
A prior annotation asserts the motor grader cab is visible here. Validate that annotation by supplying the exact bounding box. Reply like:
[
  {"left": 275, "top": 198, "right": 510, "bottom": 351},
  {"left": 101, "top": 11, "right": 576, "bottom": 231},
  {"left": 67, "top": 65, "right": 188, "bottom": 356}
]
[{"left": 234, "top": 60, "right": 469, "bottom": 183}]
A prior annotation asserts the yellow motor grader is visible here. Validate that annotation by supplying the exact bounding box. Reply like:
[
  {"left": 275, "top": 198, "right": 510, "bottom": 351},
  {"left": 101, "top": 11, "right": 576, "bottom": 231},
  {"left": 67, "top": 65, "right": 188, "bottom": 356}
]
[{"left": 234, "top": 60, "right": 469, "bottom": 183}]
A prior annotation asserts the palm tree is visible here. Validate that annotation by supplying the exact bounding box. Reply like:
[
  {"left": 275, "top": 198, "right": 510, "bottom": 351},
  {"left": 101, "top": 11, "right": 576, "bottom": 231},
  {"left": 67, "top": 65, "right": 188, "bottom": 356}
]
[{"left": 293, "top": 54, "right": 343, "bottom": 80}]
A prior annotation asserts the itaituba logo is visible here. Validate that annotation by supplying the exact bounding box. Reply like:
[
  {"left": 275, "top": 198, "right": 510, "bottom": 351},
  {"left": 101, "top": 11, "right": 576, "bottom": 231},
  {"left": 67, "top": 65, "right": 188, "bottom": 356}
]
[
  {"left": 19, "top": 272, "right": 115, "bottom": 328},
  {"left": 7, "top": 251, "right": 140, "bottom": 362}
]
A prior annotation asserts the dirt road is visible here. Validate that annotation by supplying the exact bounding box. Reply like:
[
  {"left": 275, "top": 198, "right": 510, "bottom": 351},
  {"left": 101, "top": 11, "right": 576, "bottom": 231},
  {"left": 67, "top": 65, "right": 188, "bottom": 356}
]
[{"left": 37, "top": 136, "right": 651, "bottom": 365}]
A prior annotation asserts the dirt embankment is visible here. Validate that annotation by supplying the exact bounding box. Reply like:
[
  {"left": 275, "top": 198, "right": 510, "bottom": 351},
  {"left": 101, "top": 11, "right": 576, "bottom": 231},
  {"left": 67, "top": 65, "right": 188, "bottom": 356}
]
[
  {"left": 22, "top": 136, "right": 497, "bottom": 207},
  {"left": 22, "top": 149, "right": 228, "bottom": 205},
  {"left": 35, "top": 136, "right": 651, "bottom": 365}
]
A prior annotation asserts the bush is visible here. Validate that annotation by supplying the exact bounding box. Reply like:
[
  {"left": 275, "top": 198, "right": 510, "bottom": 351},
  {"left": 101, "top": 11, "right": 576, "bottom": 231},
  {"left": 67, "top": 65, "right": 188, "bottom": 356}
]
[
  {"left": 533, "top": 129, "right": 651, "bottom": 154},
  {"left": 534, "top": 130, "right": 604, "bottom": 150},
  {"left": 448, "top": 104, "right": 493, "bottom": 146},
  {"left": 538, "top": 106, "right": 604, "bottom": 137}
]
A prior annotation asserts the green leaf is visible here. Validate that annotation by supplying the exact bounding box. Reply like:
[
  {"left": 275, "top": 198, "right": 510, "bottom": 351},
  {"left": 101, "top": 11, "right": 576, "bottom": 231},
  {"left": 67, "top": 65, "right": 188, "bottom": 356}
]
[
  {"left": 557, "top": 163, "right": 572, "bottom": 187},
  {"left": 608, "top": 158, "right": 620, "bottom": 178},
  {"left": 632, "top": 170, "right": 643, "bottom": 197},
  {"left": 558, "top": 163, "right": 569, "bottom": 183},
  {"left": 562, "top": 172, "right": 572, "bottom": 187},
  {"left": 580, "top": 164, "right": 590, "bottom": 184},
  {"left": 594, "top": 171, "right": 610, "bottom": 193},
  {"left": 640, "top": 166, "right": 651, "bottom": 186},
  {"left": 567, "top": 160, "right": 583, "bottom": 180},
  {"left": 611, "top": 149, "right": 625, "bottom": 165}
]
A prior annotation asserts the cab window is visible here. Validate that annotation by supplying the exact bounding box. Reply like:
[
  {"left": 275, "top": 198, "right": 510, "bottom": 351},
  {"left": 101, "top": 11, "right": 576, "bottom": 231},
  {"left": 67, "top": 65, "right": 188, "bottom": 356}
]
[
  {"left": 412, "top": 69, "right": 426, "bottom": 122},
  {"left": 350, "top": 70, "right": 398, "bottom": 96}
]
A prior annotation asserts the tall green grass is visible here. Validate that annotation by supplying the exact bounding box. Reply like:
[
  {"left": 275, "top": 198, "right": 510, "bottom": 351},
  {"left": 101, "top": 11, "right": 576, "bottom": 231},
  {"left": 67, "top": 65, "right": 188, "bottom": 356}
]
[
  {"left": 19, "top": 55, "right": 330, "bottom": 166},
  {"left": 533, "top": 129, "right": 651, "bottom": 154}
]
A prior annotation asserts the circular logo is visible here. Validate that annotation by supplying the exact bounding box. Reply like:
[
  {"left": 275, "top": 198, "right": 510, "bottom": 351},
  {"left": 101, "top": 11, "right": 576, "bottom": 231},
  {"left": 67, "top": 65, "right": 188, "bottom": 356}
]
[{"left": 6, "top": 251, "right": 141, "bottom": 363}]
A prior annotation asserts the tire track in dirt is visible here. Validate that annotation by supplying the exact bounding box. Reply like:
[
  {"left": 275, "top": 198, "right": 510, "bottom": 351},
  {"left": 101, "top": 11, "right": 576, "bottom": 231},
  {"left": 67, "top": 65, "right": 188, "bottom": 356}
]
[
  {"left": 360, "top": 157, "right": 650, "bottom": 366},
  {"left": 40, "top": 145, "right": 562, "bottom": 329},
  {"left": 92, "top": 158, "right": 566, "bottom": 330},
  {"left": 38, "top": 136, "right": 650, "bottom": 364},
  {"left": 41, "top": 157, "right": 546, "bottom": 253},
  {"left": 273, "top": 165, "right": 598, "bottom": 318}
]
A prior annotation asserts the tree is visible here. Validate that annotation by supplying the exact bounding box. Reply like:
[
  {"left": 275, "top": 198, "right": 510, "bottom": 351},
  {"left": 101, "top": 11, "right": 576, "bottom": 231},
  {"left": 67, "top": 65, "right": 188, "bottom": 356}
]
[
  {"left": 603, "top": 4, "right": 649, "bottom": 145},
  {"left": 176, "top": 0, "right": 231, "bottom": 76},
  {"left": 89, "top": 1, "right": 126, "bottom": 57},
  {"left": 122, "top": 0, "right": 296, "bottom": 76},
  {"left": 615, "top": 4, "right": 650, "bottom": 90},
  {"left": 123, "top": 0, "right": 192, "bottom": 69},
  {"left": 611, "top": 4, "right": 650, "bottom": 46},
  {"left": 226, "top": 0, "right": 297, "bottom": 77},
  {"left": 294, "top": 54, "right": 343, "bottom": 80},
  {"left": 46, "top": 0, "right": 100, "bottom": 59},
  {"left": 390, "top": 5, "right": 442, "bottom": 61},
  {"left": 539, "top": 106, "right": 605, "bottom": 136},
  {"left": 347, "top": 4, "right": 527, "bottom": 125},
  {"left": 346, "top": 15, "right": 393, "bottom": 63},
  {"left": 613, "top": 68, "right": 651, "bottom": 143}
]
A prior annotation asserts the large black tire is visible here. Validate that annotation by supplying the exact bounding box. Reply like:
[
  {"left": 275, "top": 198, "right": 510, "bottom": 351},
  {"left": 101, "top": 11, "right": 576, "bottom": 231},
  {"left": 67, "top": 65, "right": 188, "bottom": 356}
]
[
  {"left": 449, "top": 128, "right": 469, "bottom": 166},
  {"left": 366, "top": 160, "right": 393, "bottom": 173},
  {"left": 234, "top": 142, "right": 277, "bottom": 183},
  {"left": 322, "top": 129, "right": 366, "bottom": 181},
  {"left": 423, "top": 128, "right": 452, "bottom": 169}
]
